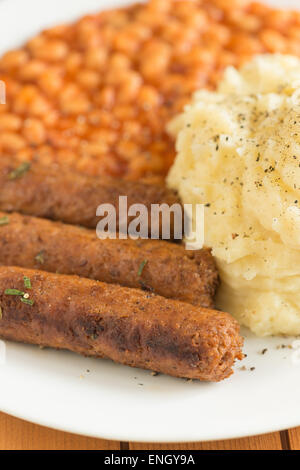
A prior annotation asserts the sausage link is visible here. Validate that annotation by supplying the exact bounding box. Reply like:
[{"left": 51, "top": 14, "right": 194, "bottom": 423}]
[
  {"left": 0, "top": 157, "right": 181, "bottom": 237},
  {"left": 0, "top": 211, "right": 218, "bottom": 307},
  {"left": 0, "top": 267, "right": 243, "bottom": 381}
]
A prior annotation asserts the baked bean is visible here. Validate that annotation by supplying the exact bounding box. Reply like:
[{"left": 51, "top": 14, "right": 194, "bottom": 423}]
[
  {"left": 34, "top": 145, "right": 55, "bottom": 164},
  {"left": 27, "top": 36, "right": 69, "bottom": 61},
  {"left": 122, "top": 120, "right": 142, "bottom": 139},
  {"left": 22, "top": 118, "right": 46, "bottom": 146},
  {"left": 117, "top": 140, "right": 139, "bottom": 159},
  {"left": 19, "top": 60, "right": 46, "bottom": 81},
  {"left": 0, "top": 50, "right": 28, "bottom": 70},
  {"left": 288, "top": 26, "right": 300, "bottom": 41},
  {"left": 44, "top": 24, "right": 70, "bottom": 39},
  {"left": 205, "top": 3, "right": 224, "bottom": 22},
  {"left": 15, "top": 147, "right": 34, "bottom": 162},
  {"left": 114, "top": 105, "right": 137, "bottom": 121},
  {"left": 109, "top": 52, "right": 131, "bottom": 70},
  {"left": 260, "top": 29, "right": 287, "bottom": 53},
  {"left": 47, "top": 129, "right": 78, "bottom": 149},
  {"left": 214, "top": 0, "right": 249, "bottom": 9},
  {"left": 65, "top": 52, "right": 82, "bottom": 73},
  {"left": 101, "top": 10, "right": 128, "bottom": 28},
  {"left": 80, "top": 141, "right": 108, "bottom": 157},
  {"left": 136, "top": 10, "right": 166, "bottom": 28},
  {"left": 42, "top": 110, "right": 59, "bottom": 127},
  {"left": 148, "top": 0, "right": 171, "bottom": 14},
  {"left": 60, "top": 96, "right": 91, "bottom": 115},
  {"left": 266, "top": 10, "right": 293, "bottom": 32},
  {"left": 173, "top": 1, "right": 199, "bottom": 20},
  {"left": 203, "top": 24, "right": 231, "bottom": 47},
  {"left": 1, "top": 77, "right": 21, "bottom": 99},
  {"left": 0, "top": 113, "right": 22, "bottom": 131},
  {"left": 217, "top": 51, "right": 237, "bottom": 68},
  {"left": 84, "top": 48, "right": 107, "bottom": 70},
  {"left": 0, "top": 132, "right": 26, "bottom": 151},
  {"left": 127, "top": 24, "right": 151, "bottom": 42},
  {"left": 95, "top": 86, "right": 116, "bottom": 109},
  {"left": 38, "top": 69, "right": 63, "bottom": 95},
  {"left": 117, "top": 71, "right": 142, "bottom": 103},
  {"left": 294, "top": 12, "right": 300, "bottom": 26},
  {"left": 76, "top": 69, "right": 100, "bottom": 90},
  {"left": 137, "top": 85, "right": 160, "bottom": 109},
  {"left": 88, "top": 109, "right": 111, "bottom": 127},
  {"left": 54, "top": 149, "right": 77, "bottom": 166},
  {"left": 0, "top": 103, "right": 8, "bottom": 114},
  {"left": 287, "top": 41, "right": 300, "bottom": 57},
  {"left": 13, "top": 85, "right": 51, "bottom": 116},
  {"left": 186, "top": 9, "right": 209, "bottom": 31},
  {"left": 90, "top": 129, "right": 117, "bottom": 145},
  {"left": 113, "top": 32, "right": 140, "bottom": 54},
  {"left": 140, "top": 41, "right": 171, "bottom": 79},
  {"left": 249, "top": 2, "right": 273, "bottom": 18},
  {"left": 76, "top": 19, "right": 102, "bottom": 48},
  {"left": 228, "top": 11, "right": 262, "bottom": 32},
  {"left": 229, "top": 33, "right": 264, "bottom": 55}
]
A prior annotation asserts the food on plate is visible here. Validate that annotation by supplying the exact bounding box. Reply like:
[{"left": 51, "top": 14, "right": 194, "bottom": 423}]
[
  {"left": 1, "top": 0, "right": 300, "bottom": 180},
  {"left": 168, "top": 54, "right": 300, "bottom": 337},
  {"left": 0, "top": 266, "right": 243, "bottom": 381},
  {"left": 0, "top": 156, "right": 180, "bottom": 236},
  {"left": 0, "top": 211, "right": 219, "bottom": 307}
]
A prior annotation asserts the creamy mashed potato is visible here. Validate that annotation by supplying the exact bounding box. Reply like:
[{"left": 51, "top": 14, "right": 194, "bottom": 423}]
[{"left": 168, "top": 54, "right": 300, "bottom": 336}]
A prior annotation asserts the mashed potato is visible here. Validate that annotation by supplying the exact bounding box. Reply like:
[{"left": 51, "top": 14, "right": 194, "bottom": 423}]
[{"left": 168, "top": 54, "right": 300, "bottom": 336}]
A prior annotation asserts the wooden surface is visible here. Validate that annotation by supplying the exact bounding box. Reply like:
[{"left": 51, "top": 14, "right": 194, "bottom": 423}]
[{"left": 0, "top": 412, "right": 299, "bottom": 450}]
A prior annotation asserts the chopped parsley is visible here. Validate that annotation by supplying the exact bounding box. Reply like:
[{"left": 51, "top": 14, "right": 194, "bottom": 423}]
[
  {"left": 138, "top": 260, "right": 148, "bottom": 276},
  {"left": 8, "top": 162, "right": 31, "bottom": 180},
  {"left": 23, "top": 276, "right": 32, "bottom": 289},
  {"left": 35, "top": 251, "right": 45, "bottom": 264},
  {"left": 20, "top": 297, "right": 34, "bottom": 306},
  {"left": 4, "top": 289, "right": 25, "bottom": 296},
  {"left": 5, "top": 281, "right": 34, "bottom": 306},
  {"left": 0, "top": 216, "right": 9, "bottom": 226}
]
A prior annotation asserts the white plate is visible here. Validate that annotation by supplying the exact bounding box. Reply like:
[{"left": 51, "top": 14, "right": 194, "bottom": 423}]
[{"left": 0, "top": 0, "right": 300, "bottom": 443}]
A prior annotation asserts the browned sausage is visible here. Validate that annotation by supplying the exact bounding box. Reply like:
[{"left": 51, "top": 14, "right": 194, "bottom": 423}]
[
  {"left": 0, "top": 267, "right": 243, "bottom": 381},
  {"left": 0, "top": 157, "right": 181, "bottom": 237},
  {"left": 0, "top": 212, "right": 218, "bottom": 308}
]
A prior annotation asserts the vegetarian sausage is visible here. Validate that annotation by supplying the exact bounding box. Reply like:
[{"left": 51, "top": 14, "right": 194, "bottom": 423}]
[
  {"left": 0, "top": 157, "right": 181, "bottom": 237},
  {"left": 0, "top": 267, "right": 243, "bottom": 381},
  {"left": 0, "top": 212, "right": 218, "bottom": 307}
]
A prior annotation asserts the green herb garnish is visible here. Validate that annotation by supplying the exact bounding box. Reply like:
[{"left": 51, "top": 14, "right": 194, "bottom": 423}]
[
  {"left": 4, "top": 289, "right": 25, "bottom": 296},
  {"left": 23, "top": 276, "right": 31, "bottom": 289},
  {"left": 8, "top": 162, "right": 31, "bottom": 180},
  {"left": 20, "top": 297, "right": 34, "bottom": 306},
  {"left": 35, "top": 251, "right": 44, "bottom": 264},
  {"left": 138, "top": 260, "right": 148, "bottom": 277},
  {"left": 4, "top": 286, "right": 34, "bottom": 306},
  {"left": 0, "top": 216, "right": 9, "bottom": 226}
]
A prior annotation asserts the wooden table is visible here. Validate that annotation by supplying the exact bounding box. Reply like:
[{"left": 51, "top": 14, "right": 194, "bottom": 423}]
[{"left": 0, "top": 412, "right": 299, "bottom": 450}]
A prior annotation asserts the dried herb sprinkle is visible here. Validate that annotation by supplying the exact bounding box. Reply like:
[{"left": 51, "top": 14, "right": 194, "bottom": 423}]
[
  {"left": 4, "top": 289, "right": 25, "bottom": 296},
  {"left": 0, "top": 216, "right": 9, "bottom": 226},
  {"left": 35, "top": 251, "right": 45, "bottom": 264},
  {"left": 8, "top": 162, "right": 31, "bottom": 180},
  {"left": 5, "top": 282, "right": 34, "bottom": 306},
  {"left": 23, "top": 276, "right": 32, "bottom": 289},
  {"left": 20, "top": 297, "right": 34, "bottom": 306},
  {"left": 138, "top": 260, "right": 148, "bottom": 276}
]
